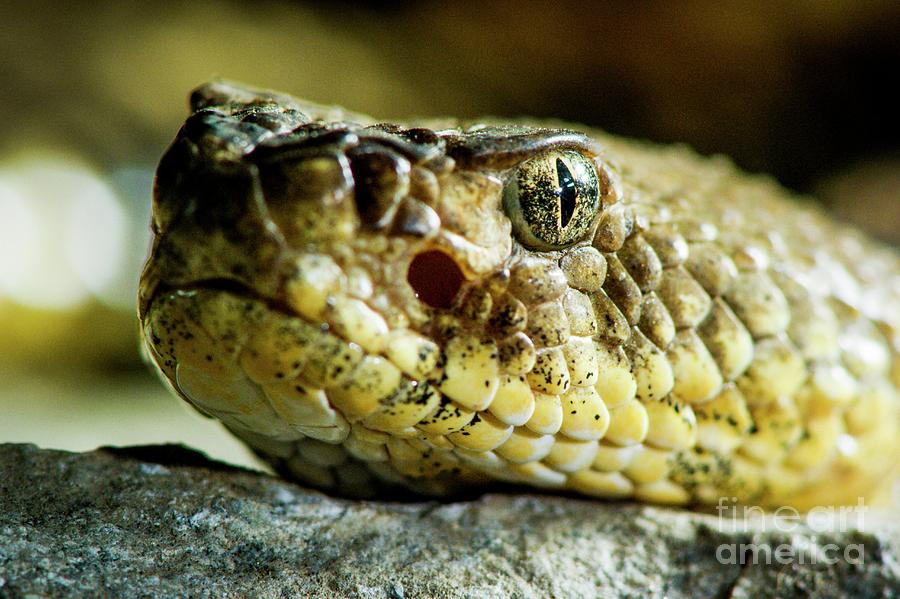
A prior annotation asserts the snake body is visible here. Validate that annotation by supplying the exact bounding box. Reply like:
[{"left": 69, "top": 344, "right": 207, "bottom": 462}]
[{"left": 139, "top": 81, "right": 899, "bottom": 508}]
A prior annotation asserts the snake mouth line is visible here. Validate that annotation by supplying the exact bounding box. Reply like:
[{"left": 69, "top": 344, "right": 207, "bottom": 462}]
[
  {"left": 152, "top": 246, "right": 470, "bottom": 329},
  {"left": 147, "top": 275, "right": 446, "bottom": 387},
  {"left": 152, "top": 277, "right": 297, "bottom": 318}
]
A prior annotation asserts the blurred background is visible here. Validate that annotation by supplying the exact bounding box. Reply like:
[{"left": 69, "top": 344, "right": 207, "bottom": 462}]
[{"left": 1, "top": 0, "right": 898, "bottom": 470}]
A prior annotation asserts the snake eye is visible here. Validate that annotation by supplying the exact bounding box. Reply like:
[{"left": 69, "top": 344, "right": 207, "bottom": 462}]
[{"left": 503, "top": 150, "right": 601, "bottom": 250}]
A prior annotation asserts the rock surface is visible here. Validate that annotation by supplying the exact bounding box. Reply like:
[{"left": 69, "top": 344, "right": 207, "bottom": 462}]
[{"left": 1, "top": 443, "right": 897, "bottom": 598}]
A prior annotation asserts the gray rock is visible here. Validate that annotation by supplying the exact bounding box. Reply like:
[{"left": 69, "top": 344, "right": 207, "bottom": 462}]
[{"left": 0, "top": 443, "right": 897, "bottom": 598}]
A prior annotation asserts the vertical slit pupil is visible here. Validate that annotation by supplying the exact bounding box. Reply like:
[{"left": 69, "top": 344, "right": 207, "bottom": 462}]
[{"left": 556, "top": 158, "right": 578, "bottom": 228}]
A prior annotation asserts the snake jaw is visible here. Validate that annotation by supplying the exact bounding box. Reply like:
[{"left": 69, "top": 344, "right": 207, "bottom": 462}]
[{"left": 140, "top": 82, "right": 900, "bottom": 506}]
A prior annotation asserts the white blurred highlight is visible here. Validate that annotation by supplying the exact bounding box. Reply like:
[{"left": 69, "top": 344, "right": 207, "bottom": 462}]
[{"left": 0, "top": 156, "right": 138, "bottom": 310}]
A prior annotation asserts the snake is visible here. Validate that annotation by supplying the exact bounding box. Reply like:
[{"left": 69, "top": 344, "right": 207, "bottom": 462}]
[{"left": 139, "top": 81, "right": 899, "bottom": 509}]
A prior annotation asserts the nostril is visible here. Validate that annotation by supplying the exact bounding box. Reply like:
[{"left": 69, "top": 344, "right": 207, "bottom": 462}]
[{"left": 407, "top": 250, "right": 465, "bottom": 309}]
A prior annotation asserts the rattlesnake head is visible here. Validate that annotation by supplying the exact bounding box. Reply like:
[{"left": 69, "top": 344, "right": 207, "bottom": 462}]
[{"left": 140, "top": 81, "right": 900, "bottom": 509}]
